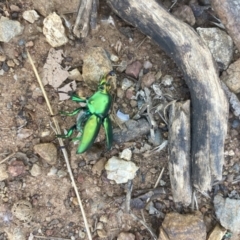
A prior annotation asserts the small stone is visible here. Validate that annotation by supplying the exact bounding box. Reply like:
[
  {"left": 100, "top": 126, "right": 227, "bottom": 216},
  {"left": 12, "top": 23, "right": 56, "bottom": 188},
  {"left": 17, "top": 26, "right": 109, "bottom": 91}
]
[
  {"left": 221, "top": 59, "right": 240, "bottom": 93},
  {"left": 117, "top": 232, "right": 135, "bottom": 240},
  {"left": 0, "top": 164, "right": 9, "bottom": 181},
  {"left": 30, "top": 164, "right": 42, "bottom": 177},
  {"left": 2, "top": 62, "right": 9, "bottom": 72},
  {"left": 7, "top": 60, "right": 15, "bottom": 67},
  {"left": 43, "top": 12, "right": 68, "bottom": 47},
  {"left": 68, "top": 68, "right": 83, "bottom": 81},
  {"left": 8, "top": 160, "right": 25, "bottom": 177},
  {"left": 110, "top": 54, "right": 119, "bottom": 62},
  {"left": 208, "top": 224, "right": 227, "bottom": 240},
  {"left": 158, "top": 211, "right": 206, "bottom": 240},
  {"left": 97, "top": 229, "right": 107, "bottom": 238},
  {"left": 79, "top": 230, "right": 86, "bottom": 239},
  {"left": 125, "top": 87, "right": 135, "bottom": 99},
  {"left": 197, "top": 27, "right": 233, "bottom": 70},
  {"left": 26, "top": 41, "right": 34, "bottom": 47},
  {"left": 141, "top": 72, "right": 155, "bottom": 88},
  {"left": 57, "top": 169, "right": 67, "bottom": 178},
  {"left": 214, "top": 194, "right": 240, "bottom": 233},
  {"left": 96, "top": 222, "right": 104, "bottom": 230},
  {"left": 18, "top": 39, "right": 26, "bottom": 46},
  {"left": 173, "top": 5, "right": 196, "bottom": 26},
  {"left": 0, "top": 17, "right": 24, "bottom": 42},
  {"left": 17, "top": 128, "right": 33, "bottom": 139},
  {"left": 143, "top": 60, "right": 153, "bottom": 69},
  {"left": 0, "top": 55, "right": 6, "bottom": 62},
  {"left": 116, "top": 110, "right": 130, "bottom": 122},
  {"left": 23, "top": 10, "right": 40, "bottom": 23},
  {"left": 41, "top": 129, "right": 50, "bottom": 137},
  {"left": 120, "top": 148, "right": 132, "bottom": 161},
  {"left": 232, "top": 119, "right": 240, "bottom": 128},
  {"left": 11, "top": 200, "right": 32, "bottom": 222},
  {"left": 155, "top": 70, "right": 162, "bottom": 80},
  {"left": 117, "top": 88, "right": 124, "bottom": 98},
  {"left": 47, "top": 166, "right": 58, "bottom": 176},
  {"left": 105, "top": 156, "right": 139, "bottom": 184},
  {"left": 125, "top": 61, "right": 142, "bottom": 79},
  {"left": 13, "top": 59, "right": 20, "bottom": 65},
  {"left": 122, "top": 78, "right": 133, "bottom": 90},
  {"left": 99, "top": 215, "right": 108, "bottom": 223},
  {"left": 82, "top": 47, "right": 112, "bottom": 89},
  {"left": 34, "top": 143, "right": 57, "bottom": 165},
  {"left": 130, "top": 100, "right": 137, "bottom": 108},
  {"left": 161, "top": 75, "right": 173, "bottom": 86},
  {"left": 10, "top": 5, "right": 21, "bottom": 12},
  {"left": 92, "top": 158, "right": 107, "bottom": 176}
]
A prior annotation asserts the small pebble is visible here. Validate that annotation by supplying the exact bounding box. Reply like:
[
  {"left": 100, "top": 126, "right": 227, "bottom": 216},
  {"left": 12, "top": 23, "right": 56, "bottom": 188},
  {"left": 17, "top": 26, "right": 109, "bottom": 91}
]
[
  {"left": 23, "top": 10, "right": 40, "bottom": 23},
  {"left": 37, "top": 96, "right": 45, "bottom": 104},
  {"left": 99, "top": 215, "right": 108, "bottom": 223},
  {"left": 143, "top": 60, "right": 153, "bottom": 69},
  {"left": 57, "top": 169, "right": 67, "bottom": 178},
  {"left": 11, "top": 12, "right": 19, "bottom": 20},
  {"left": 7, "top": 60, "right": 15, "bottom": 67},
  {"left": 30, "top": 164, "right": 42, "bottom": 177},
  {"left": 141, "top": 72, "right": 156, "bottom": 88},
  {"left": 120, "top": 148, "right": 132, "bottom": 161},
  {"left": 2, "top": 62, "right": 9, "bottom": 72},
  {"left": 110, "top": 54, "right": 119, "bottom": 62},
  {"left": 155, "top": 70, "right": 162, "bottom": 80},
  {"left": 26, "top": 41, "right": 34, "bottom": 47},
  {"left": 125, "top": 61, "right": 142, "bottom": 78},
  {"left": 97, "top": 229, "right": 107, "bottom": 238},
  {"left": 232, "top": 119, "right": 240, "bottom": 128},
  {"left": 130, "top": 100, "right": 137, "bottom": 107},
  {"left": 8, "top": 160, "right": 25, "bottom": 177},
  {"left": 13, "top": 58, "right": 20, "bottom": 65},
  {"left": 0, "top": 55, "right": 6, "bottom": 62},
  {"left": 161, "top": 75, "right": 173, "bottom": 86},
  {"left": 116, "top": 60, "right": 128, "bottom": 72},
  {"left": 125, "top": 87, "right": 135, "bottom": 99},
  {"left": 122, "top": 78, "right": 133, "bottom": 90},
  {"left": 18, "top": 39, "right": 26, "bottom": 46},
  {"left": 117, "top": 88, "right": 124, "bottom": 98}
]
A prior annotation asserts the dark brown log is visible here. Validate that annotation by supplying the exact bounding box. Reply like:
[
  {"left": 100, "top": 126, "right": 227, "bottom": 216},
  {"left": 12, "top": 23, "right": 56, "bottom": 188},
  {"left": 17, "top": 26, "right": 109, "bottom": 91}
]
[
  {"left": 211, "top": 0, "right": 240, "bottom": 52},
  {"left": 168, "top": 101, "right": 192, "bottom": 206},
  {"left": 107, "top": 0, "right": 228, "bottom": 191}
]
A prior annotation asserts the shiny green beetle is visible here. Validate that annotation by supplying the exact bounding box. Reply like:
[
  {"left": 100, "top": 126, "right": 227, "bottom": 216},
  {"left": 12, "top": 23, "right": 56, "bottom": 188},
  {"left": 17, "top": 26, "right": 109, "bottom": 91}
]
[{"left": 57, "top": 71, "right": 114, "bottom": 154}]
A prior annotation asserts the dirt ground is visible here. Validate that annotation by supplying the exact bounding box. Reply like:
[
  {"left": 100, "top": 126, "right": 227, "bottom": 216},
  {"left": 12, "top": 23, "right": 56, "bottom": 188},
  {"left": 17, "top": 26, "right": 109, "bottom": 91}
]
[{"left": 0, "top": 0, "right": 240, "bottom": 240}]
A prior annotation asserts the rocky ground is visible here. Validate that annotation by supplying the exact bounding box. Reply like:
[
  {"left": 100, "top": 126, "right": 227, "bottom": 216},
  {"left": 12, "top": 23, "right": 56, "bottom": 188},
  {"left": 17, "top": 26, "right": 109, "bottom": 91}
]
[{"left": 0, "top": 0, "right": 240, "bottom": 240}]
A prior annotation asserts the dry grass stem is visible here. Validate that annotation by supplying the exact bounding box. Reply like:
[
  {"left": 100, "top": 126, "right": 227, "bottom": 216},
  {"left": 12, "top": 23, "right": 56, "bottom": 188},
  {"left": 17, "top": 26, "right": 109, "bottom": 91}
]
[
  {"left": 0, "top": 152, "right": 15, "bottom": 164},
  {"left": 27, "top": 50, "right": 92, "bottom": 240}
]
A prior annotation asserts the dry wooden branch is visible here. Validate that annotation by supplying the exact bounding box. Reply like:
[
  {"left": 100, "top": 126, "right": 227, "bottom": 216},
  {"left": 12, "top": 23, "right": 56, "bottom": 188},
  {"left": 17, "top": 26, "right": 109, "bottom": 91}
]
[
  {"left": 168, "top": 100, "right": 192, "bottom": 206},
  {"left": 107, "top": 0, "right": 228, "bottom": 192},
  {"left": 27, "top": 51, "right": 92, "bottom": 240},
  {"left": 211, "top": 0, "right": 240, "bottom": 52},
  {"left": 73, "top": 0, "right": 93, "bottom": 38}
]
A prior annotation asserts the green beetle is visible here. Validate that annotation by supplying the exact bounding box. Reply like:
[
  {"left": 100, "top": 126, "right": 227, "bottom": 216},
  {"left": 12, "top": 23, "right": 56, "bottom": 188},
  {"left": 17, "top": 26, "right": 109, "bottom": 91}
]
[{"left": 57, "top": 71, "right": 114, "bottom": 154}]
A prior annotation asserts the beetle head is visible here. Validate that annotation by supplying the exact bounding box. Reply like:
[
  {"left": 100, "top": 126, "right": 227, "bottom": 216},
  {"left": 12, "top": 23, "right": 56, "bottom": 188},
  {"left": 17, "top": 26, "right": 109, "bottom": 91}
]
[{"left": 98, "top": 71, "right": 116, "bottom": 93}]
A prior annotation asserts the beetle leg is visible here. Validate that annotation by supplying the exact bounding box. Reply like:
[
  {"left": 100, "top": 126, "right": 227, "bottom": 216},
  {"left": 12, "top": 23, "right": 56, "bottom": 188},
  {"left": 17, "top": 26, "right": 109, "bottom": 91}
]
[
  {"left": 70, "top": 93, "right": 87, "bottom": 103},
  {"left": 103, "top": 116, "right": 113, "bottom": 150},
  {"left": 60, "top": 107, "right": 82, "bottom": 116},
  {"left": 77, "top": 115, "right": 101, "bottom": 154},
  {"left": 56, "top": 124, "right": 77, "bottom": 138}
]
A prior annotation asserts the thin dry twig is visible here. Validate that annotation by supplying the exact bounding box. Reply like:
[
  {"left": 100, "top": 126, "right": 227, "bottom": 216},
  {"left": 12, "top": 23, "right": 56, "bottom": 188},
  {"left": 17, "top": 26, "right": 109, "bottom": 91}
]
[
  {"left": 27, "top": 50, "right": 92, "bottom": 240},
  {"left": 0, "top": 152, "right": 15, "bottom": 164},
  {"left": 154, "top": 167, "right": 165, "bottom": 188},
  {"left": 32, "top": 235, "right": 71, "bottom": 240},
  {"left": 130, "top": 212, "right": 157, "bottom": 240},
  {"left": 125, "top": 180, "right": 133, "bottom": 213}
]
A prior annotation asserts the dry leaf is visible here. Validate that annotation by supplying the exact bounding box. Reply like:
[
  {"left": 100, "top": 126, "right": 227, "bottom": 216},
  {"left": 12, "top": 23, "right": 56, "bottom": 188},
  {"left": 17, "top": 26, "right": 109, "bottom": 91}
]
[
  {"left": 58, "top": 81, "right": 77, "bottom": 101},
  {"left": 42, "top": 48, "right": 69, "bottom": 89}
]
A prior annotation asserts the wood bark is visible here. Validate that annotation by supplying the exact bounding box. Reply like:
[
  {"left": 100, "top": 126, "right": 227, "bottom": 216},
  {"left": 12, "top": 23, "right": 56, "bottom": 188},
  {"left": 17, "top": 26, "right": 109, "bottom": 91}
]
[
  {"left": 211, "top": 0, "right": 240, "bottom": 52},
  {"left": 107, "top": 0, "right": 228, "bottom": 191},
  {"left": 168, "top": 101, "right": 192, "bottom": 206},
  {"left": 73, "top": 0, "right": 93, "bottom": 38}
]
